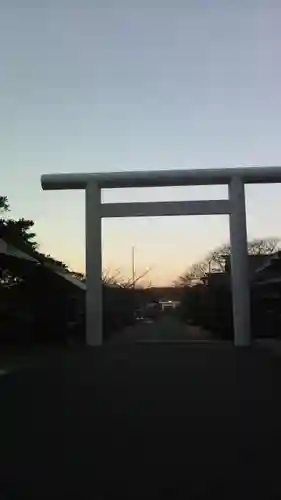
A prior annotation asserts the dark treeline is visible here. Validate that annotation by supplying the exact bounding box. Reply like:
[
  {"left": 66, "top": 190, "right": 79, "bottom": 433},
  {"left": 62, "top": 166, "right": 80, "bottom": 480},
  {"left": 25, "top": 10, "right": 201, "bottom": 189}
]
[
  {"left": 0, "top": 196, "right": 151, "bottom": 345},
  {"left": 178, "top": 238, "right": 281, "bottom": 339}
]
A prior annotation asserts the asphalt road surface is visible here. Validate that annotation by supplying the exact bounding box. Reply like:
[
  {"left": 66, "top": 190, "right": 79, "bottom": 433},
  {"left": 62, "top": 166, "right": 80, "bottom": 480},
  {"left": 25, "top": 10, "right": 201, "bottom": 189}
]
[
  {"left": 1, "top": 317, "right": 281, "bottom": 499},
  {"left": 110, "top": 316, "right": 212, "bottom": 343}
]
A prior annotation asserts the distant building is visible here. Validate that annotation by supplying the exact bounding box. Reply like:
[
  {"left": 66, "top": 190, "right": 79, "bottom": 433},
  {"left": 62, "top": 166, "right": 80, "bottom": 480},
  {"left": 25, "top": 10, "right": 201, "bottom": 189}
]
[{"left": 159, "top": 300, "right": 180, "bottom": 311}]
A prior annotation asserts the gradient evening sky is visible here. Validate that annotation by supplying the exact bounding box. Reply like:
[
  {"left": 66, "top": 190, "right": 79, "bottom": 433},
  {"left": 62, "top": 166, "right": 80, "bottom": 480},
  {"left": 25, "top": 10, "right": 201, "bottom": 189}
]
[{"left": 1, "top": 1, "right": 281, "bottom": 285}]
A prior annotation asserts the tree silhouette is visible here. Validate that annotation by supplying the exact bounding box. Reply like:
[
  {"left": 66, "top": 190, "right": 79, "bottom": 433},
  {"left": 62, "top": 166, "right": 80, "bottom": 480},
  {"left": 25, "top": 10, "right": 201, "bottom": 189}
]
[
  {"left": 0, "top": 218, "right": 37, "bottom": 251},
  {"left": 207, "top": 238, "right": 280, "bottom": 271},
  {"left": 0, "top": 194, "right": 138, "bottom": 343},
  {"left": 179, "top": 237, "right": 281, "bottom": 285},
  {"left": 0, "top": 196, "right": 9, "bottom": 213}
]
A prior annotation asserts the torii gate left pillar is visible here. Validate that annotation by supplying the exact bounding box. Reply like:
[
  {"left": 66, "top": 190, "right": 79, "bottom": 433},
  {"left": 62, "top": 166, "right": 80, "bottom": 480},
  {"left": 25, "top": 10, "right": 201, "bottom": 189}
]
[{"left": 85, "top": 182, "right": 102, "bottom": 346}]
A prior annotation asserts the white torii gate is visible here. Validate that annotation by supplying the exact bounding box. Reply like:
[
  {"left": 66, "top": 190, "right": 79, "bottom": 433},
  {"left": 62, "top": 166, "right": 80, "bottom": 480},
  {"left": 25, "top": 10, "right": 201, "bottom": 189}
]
[{"left": 41, "top": 166, "right": 281, "bottom": 347}]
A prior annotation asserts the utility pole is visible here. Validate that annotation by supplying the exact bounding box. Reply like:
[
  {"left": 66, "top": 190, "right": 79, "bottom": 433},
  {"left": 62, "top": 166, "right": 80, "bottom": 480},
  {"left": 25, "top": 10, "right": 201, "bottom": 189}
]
[{"left": 132, "top": 245, "right": 135, "bottom": 288}]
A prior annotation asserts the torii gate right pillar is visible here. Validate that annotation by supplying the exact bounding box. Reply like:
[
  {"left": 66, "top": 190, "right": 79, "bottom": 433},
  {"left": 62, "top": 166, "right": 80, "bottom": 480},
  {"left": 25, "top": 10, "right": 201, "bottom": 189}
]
[{"left": 229, "top": 177, "right": 251, "bottom": 347}]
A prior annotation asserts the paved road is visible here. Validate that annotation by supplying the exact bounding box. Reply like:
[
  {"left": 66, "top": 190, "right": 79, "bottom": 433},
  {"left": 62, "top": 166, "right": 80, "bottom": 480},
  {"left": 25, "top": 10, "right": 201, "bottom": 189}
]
[
  {"left": 110, "top": 316, "right": 212, "bottom": 343},
  {"left": 1, "top": 318, "right": 281, "bottom": 499}
]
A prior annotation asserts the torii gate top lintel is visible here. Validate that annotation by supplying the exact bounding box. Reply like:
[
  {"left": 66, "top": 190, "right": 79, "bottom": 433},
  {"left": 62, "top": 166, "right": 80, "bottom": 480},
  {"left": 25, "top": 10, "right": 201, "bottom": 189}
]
[{"left": 41, "top": 166, "right": 281, "bottom": 191}]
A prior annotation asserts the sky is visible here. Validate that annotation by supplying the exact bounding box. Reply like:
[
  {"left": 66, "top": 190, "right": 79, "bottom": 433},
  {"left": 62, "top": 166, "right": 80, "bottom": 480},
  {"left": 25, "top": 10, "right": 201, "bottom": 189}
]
[{"left": 1, "top": 1, "right": 281, "bottom": 285}]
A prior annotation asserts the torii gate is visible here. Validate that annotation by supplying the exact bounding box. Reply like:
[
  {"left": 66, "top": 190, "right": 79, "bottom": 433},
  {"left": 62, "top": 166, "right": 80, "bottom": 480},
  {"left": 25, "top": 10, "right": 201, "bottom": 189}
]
[{"left": 41, "top": 166, "right": 281, "bottom": 347}]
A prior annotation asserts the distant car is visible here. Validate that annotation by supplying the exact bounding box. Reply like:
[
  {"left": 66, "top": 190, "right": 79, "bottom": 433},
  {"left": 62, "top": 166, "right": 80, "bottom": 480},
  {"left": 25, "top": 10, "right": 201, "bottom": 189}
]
[{"left": 135, "top": 311, "right": 144, "bottom": 321}]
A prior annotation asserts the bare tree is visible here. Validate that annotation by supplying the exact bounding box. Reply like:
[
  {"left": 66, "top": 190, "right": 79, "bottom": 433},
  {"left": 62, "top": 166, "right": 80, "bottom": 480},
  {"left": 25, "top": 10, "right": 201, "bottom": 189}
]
[
  {"left": 178, "top": 261, "right": 209, "bottom": 286},
  {"left": 180, "top": 237, "right": 281, "bottom": 285},
  {"left": 206, "top": 237, "right": 280, "bottom": 271},
  {"left": 102, "top": 268, "right": 123, "bottom": 286},
  {"left": 247, "top": 237, "right": 280, "bottom": 255}
]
